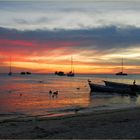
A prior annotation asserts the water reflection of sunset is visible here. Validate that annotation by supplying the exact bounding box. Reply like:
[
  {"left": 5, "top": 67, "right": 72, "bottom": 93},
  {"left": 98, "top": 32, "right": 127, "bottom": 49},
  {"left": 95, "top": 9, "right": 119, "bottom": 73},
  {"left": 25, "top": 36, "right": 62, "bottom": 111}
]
[
  {"left": 1, "top": 73, "right": 140, "bottom": 116},
  {"left": 0, "top": 76, "right": 90, "bottom": 115}
]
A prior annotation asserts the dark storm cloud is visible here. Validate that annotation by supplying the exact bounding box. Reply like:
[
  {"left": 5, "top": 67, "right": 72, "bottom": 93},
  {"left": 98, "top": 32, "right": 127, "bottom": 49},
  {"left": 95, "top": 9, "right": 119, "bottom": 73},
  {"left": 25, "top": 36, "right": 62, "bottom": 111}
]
[{"left": 0, "top": 26, "right": 140, "bottom": 52}]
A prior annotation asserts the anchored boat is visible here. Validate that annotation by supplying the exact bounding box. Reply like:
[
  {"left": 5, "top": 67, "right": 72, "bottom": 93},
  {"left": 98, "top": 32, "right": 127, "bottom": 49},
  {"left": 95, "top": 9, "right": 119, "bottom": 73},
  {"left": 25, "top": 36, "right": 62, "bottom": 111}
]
[
  {"left": 104, "top": 80, "right": 140, "bottom": 92},
  {"left": 116, "top": 57, "right": 127, "bottom": 76},
  {"left": 88, "top": 80, "right": 139, "bottom": 95},
  {"left": 67, "top": 56, "right": 75, "bottom": 77}
]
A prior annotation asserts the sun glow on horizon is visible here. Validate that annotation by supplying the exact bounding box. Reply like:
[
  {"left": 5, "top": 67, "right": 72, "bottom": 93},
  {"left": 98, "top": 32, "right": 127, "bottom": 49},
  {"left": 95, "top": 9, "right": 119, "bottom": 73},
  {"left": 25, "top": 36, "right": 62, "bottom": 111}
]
[
  {"left": 2, "top": 56, "right": 140, "bottom": 74},
  {"left": 0, "top": 1, "right": 140, "bottom": 74}
]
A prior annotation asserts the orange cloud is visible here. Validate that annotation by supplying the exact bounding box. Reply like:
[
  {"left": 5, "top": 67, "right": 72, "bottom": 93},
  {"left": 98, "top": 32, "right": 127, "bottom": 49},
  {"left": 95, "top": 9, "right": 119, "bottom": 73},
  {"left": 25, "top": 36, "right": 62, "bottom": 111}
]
[{"left": 0, "top": 37, "right": 140, "bottom": 74}]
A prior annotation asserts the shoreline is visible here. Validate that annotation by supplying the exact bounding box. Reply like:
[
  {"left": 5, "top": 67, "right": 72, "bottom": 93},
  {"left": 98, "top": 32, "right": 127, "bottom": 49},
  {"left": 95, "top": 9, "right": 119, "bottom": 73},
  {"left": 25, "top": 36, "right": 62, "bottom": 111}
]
[
  {"left": 1, "top": 106, "right": 140, "bottom": 138},
  {"left": 0, "top": 103, "right": 138, "bottom": 123}
]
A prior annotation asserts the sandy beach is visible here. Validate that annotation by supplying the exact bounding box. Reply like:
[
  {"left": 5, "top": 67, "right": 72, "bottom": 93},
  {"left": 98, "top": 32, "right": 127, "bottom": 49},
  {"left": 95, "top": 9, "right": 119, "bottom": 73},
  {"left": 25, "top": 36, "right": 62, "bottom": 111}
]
[{"left": 0, "top": 107, "right": 140, "bottom": 139}]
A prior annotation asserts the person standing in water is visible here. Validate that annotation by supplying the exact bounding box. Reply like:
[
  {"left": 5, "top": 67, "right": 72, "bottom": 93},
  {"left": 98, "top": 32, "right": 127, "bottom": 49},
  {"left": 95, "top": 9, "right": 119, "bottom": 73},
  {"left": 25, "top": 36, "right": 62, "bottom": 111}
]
[{"left": 130, "top": 80, "right": 137, "bottom": 95}]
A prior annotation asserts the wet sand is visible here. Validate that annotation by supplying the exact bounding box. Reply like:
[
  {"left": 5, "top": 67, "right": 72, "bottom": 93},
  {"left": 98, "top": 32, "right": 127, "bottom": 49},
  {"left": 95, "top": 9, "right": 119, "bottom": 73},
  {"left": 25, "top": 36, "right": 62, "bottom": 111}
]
[{"left": 1, "top": 107, "right": 140, "bottom": 139}]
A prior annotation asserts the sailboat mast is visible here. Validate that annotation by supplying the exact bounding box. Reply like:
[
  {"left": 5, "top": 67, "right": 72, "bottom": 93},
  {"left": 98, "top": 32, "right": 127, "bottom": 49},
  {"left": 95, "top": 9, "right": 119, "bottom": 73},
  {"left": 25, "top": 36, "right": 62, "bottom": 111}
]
[
  {"left": 116, "top": 57, "right": 127, "bottom": 75},
  {"left": 71, "top": 56, "right": 72, "bottom": 72},
  {"left": 10, "top": 56, "right": 12, "bottom": 73},
  {"left": 8, "top": 56, "right": 12, "bottom": 76},
  {"left": 122, "top": 57, "right": 123, "bottom": 73},
  {"left": 67, "top": 56, "right": 75, "bottom": 76},
  {"left": 71, "top": 56, "right": 74, "bottom": 73}
]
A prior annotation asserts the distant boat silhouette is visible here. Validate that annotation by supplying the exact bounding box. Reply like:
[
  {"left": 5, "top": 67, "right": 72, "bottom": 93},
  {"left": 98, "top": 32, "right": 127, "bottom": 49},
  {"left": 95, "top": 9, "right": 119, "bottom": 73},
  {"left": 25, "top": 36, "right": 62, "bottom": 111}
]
[
  {"left": 20, "top": 72, "right": 26, "bottom": 75},
  {"left": 116, "top": 57, "right": 127, "bottom": 76},
  {"left": 55, "top": 71, "right": 65, "bottom": 76},
  {"left": 26, "top": 72, "right": 31, "bottom": 75},
  {"left": 8, "top": 57, "right": 12, "bottom": 76},
  {"left": 67, "top": 56, "right": 75, "bottom": 77},
  {"left": 20, "top": 71, "right": 31, "bottom": 75}
]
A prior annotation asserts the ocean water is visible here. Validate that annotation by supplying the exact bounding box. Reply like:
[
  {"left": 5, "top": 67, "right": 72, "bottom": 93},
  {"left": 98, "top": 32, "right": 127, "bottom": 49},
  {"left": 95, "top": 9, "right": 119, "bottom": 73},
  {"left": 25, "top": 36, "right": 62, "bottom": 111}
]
[{"left": 0, "top": 73, "right": 140, "bottom": 117}]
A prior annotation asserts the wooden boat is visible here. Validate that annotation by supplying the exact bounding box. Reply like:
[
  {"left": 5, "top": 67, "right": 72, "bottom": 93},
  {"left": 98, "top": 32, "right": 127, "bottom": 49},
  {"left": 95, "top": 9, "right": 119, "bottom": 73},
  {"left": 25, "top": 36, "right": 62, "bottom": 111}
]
[
  {"left": 103, "top": 80, "right": 140, "bottom": 91},
  {"left": 116, "top": 57, "right": 127, "bottom": 76},
  {"left": 88, "top": 82, "right": 131, "bottom": 94},
  {"left": 104, "top": 80, "right": 130, "bottom": 89},
  {"left": 88, "top": 81, "right": 138, "bottom": 95},
  {"left": 89, "top": 82, "right": 117, "bottom": 93}
]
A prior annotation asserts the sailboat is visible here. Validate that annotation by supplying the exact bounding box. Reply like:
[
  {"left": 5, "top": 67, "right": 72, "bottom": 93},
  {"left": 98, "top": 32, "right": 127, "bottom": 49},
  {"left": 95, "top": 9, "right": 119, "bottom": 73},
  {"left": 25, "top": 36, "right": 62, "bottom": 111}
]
[
  {"left": 67, "top": 56, "right": 75, "bottom": 77},
  {"left": 8, "top": 57, "right": 12, "bottom": 76},
  {"left": 116, "top": 57, "right": 127, "bottom": 76}
]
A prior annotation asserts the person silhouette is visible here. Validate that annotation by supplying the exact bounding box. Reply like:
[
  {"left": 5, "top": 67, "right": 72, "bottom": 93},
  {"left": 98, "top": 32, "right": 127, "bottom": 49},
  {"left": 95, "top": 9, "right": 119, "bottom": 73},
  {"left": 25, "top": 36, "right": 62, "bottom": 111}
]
[
  {"left": 133, "top": 80, "right": 136, "bottom": 85},
  {"left": 130, "top": 80, "right": 137, "bottom": 95}
]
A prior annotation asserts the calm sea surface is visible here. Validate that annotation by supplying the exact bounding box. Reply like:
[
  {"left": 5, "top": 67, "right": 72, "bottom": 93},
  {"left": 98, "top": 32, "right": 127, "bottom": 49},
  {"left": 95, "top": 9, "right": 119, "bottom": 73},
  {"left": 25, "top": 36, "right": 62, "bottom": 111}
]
[{"left": 0, "top": 74, "right": 140, "bottom": 117}]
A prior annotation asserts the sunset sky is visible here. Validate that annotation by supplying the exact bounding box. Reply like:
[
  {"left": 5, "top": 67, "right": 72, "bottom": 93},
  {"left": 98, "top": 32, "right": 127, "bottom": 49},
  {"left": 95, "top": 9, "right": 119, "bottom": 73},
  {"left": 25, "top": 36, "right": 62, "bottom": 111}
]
[{"left": 0, "top": 0, "right": 140, "bottom": 74}]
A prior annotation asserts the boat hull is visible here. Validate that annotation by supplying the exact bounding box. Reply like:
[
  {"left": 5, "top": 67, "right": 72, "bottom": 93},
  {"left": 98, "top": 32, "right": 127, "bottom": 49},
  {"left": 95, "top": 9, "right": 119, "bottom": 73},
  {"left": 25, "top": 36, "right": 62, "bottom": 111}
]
[
  {"left": 88, "top": 81, "right": 139, "bottom": 95},
  {"left": 104, "top": 80, "right": 140, "bottom": 92},
  {"left": 88, "top": 83, "right": 132, "bottom": 94},
  {"left": 116, "top": 72, "right": 127, "bottom": 76},
  {"left": 67, "top": 73, "right": 75, "bottom": 77}
]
